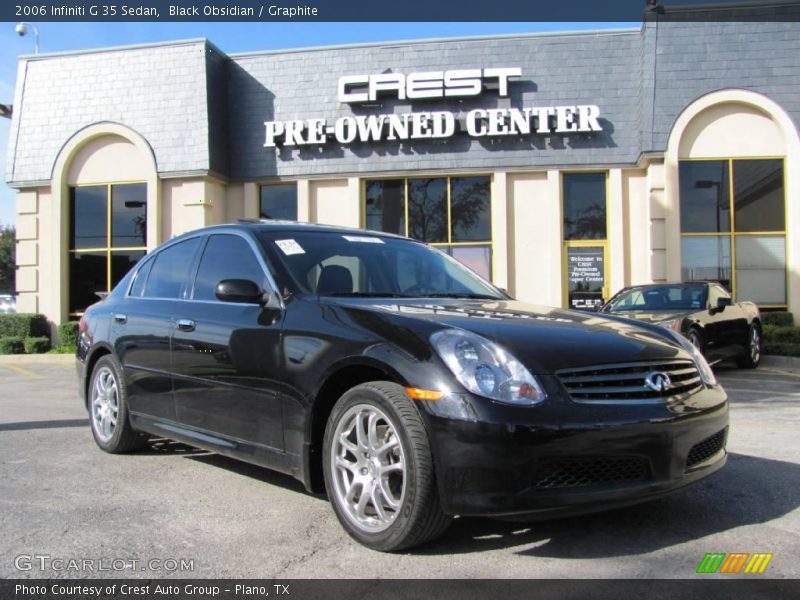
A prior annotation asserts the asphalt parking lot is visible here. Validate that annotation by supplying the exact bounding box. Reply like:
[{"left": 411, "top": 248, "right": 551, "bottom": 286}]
[{"left": 1, "top": 357, "right": 798, "bottom": 579}]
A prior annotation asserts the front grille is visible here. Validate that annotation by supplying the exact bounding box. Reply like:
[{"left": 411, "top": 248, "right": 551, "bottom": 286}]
[
  {"left": 533, "top": 457, "right": 650, "bottom": 489},
  {"left": 686, "top": 428, "right": 728, "bottom": 469},
  {"left": 556, "top": 360, "right": 703, "bottom": 402}
]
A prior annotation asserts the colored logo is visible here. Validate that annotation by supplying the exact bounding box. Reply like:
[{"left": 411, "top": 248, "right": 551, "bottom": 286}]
[
  {"left": 696, "top": 553, "right": 774, "bottom": 574},
  {"left": 644, "top": 371, "right": 672, "bottom": 393}
]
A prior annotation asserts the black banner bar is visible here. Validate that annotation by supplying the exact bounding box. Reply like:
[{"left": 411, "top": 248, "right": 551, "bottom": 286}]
[
  {"left": 2, "top": 579, "right": 800, "bottom": 600},
  {"left": 4, "top": 0, "right": 800, "bottom": 22}
]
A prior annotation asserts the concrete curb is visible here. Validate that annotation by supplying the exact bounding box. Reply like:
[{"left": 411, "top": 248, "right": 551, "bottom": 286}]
[
  {"left": 762, "top": 354, "right": 800, "bottom": 371},
  {"left": 0, "top": 353, "right": 76, "bottom": 365}
]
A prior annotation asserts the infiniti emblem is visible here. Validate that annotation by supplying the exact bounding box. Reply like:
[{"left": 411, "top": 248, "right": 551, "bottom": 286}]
[{"left": 644, "top": 370, "right": 672, "bottom": 392}]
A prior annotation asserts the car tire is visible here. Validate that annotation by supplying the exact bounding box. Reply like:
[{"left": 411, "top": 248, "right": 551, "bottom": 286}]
[
  {"left": 322, "top": 381, "right": 452, "bottom": 552},
  {"left": 737, "top": 323, "right": 761, "bottom": 369},
  {"left": 88, "top": 355, "right": 149, "bottom": 453},
  {"left": 687, "top": 328, "right": 705, "bottom": 355}
]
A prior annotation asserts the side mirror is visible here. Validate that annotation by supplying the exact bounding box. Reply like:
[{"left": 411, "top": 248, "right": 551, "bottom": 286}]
[
  {"left": 215, "top": 279, "right": 266, "bottom": 304},
  {"left": 715, "top": 297, "right": 733, "bottom": 312}
]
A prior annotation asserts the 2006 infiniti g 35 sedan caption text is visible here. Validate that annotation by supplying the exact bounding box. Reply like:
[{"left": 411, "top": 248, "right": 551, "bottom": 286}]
[{"left": 76, "top": 221, "right": 728, "bottom": 551}]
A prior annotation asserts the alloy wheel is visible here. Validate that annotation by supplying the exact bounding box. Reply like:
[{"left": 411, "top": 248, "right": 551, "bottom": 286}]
[
  {"left": 329, "top": 403, "right": 406, "bottom": 533},
  {"left": 750, "top": 327, "right": 761, "bottom": 364},
  {"left": 91, "top": 366, "right": 119, "bottom": 443}
]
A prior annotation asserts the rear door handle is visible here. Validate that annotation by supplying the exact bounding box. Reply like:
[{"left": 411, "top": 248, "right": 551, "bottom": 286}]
[
  {"left": 175, "top": 318, "right": 196, "bottom": 332},
  {"left": 113, "top": 314, "right": 127, "bottom": 324}
]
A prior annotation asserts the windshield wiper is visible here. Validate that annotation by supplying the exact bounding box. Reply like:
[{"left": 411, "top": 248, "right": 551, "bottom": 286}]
[
  {"left": 420, "top": 293, "right": 500, "bottom": 300},
  {"left": 323, "top": 292, "right": 414, "bottom": 298}
]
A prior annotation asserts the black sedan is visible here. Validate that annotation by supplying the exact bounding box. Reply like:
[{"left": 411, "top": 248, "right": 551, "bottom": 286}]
[
  {"left": 600, "top": 282, "right": 761, "bottom": 369},
  {"left": 77, "top": 222, "right": 728, "bottom": 551}
]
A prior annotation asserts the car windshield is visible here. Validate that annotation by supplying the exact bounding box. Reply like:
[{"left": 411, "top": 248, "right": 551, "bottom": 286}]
[
  {"left": 607, "top": 285, "right": 708, "bottom": 312},
  {"left": 259, "top": 231, "right": 504, "bottom": 299}
]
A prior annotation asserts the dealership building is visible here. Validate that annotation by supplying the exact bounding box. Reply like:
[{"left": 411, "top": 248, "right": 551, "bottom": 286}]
[{"left": 4, "top": 6, "right": 800, "bottom": 328}]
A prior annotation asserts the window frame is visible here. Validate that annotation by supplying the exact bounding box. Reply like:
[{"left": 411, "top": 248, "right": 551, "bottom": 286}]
[
  {"left": 68, "top": 180, "right": 148, "bottom": 317},
  {"left": 360, "top": 174, "right": 495, "bottom": 282},
  {"left": 560, "top": 171, "right": 610, "bottom": 310},
  {"left": 679, "top": 156, "right": 788, "bottom": 309}
]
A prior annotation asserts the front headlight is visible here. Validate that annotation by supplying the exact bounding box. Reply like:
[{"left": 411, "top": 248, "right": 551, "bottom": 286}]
[
  {"left": 667, "top": 329, "right": 717, "bottom": 386},
  {"left": 430, "top": 329, "right": 545, "bottom": 406}
]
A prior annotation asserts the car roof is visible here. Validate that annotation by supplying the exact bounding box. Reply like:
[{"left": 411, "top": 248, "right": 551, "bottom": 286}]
[
  {"left": 620, "top": 282, "right": 719, "bottom": 292},
  {"left": 168, "top": 220, "right": 409, "bottom": 243}
]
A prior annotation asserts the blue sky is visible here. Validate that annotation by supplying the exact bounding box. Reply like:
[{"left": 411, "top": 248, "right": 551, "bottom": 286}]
[{"left": 0, "top": 21, "right": 636, "bottom": 227}]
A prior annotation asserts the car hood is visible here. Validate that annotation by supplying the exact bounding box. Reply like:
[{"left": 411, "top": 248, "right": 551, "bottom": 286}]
[{"left": 329, "top": 298, "right": 691, "bottom": 374}]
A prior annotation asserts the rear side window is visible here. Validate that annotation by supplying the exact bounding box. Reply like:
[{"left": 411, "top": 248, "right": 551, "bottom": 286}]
[
  {"left": 192, "top": 234, "right": 267, "bottom": 301},
  {"left": 129, "top": 258, "right": 154, "bottom": 297},
  {"left": 143, "top": 237, "right": 202, "bottom": 299}
]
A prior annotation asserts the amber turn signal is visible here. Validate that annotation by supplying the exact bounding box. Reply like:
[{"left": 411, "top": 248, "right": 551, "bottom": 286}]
[{"left": 405, "top": 387, "right": 445, "bottom": 401}]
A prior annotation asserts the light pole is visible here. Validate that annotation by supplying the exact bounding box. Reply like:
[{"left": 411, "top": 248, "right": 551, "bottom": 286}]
[{"left": 15, "top": 23, "right": 39, "bottom": 54}]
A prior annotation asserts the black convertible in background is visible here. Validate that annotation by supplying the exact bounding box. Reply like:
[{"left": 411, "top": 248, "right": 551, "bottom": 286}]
[{"left": 600, "top": 282, "right": 761, "bottom": 368}]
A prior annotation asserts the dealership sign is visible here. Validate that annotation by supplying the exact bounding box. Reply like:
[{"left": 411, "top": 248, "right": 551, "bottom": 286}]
[{"left": 264, "top": 67, "right": 603, "bottom": 147}]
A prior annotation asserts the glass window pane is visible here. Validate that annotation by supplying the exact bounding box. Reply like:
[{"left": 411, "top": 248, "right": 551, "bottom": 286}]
[
  {"left": 144, "top": 237, "right": 202, "bottom": 299},
  {"left": 111, "top": 250, "right": 146, "bottom": 291},
  {"left": 451, "top": 177, "right": 491, "bottom": 242},
  {"left": 679, "top": 161, "right": 730, "bottom": 233},
  {"left": 193, "top": 235, "right": 266, "bottom": 301},
  {"left": 450, "top": 245, "right": 492, "bottom": 281},
  {"left": 408, "top": 178, "right": 447, "bottom": 243},
  {"left": 681, "top": 236, "right": 732, "bottom": 289},
  {"left": 260, "top": 184, "right": 297, "bottom": 220},
  {"left": 563, "top": 173, "right": 606, "bottom": 240},
  {"left": 733, "top": 159, "right": 784, "bottom": 232},
  {"left": 735, "top": 235, "right": 786, "bottom": 305},
  {"left": 566, "top": 246, "right": 606, "bottom": 310},
  {"left": 70, "top": 186, "right": 107, "bottom": 250},
  {"left": 111, "top": 184, "right": 147, "bottom": 248},
  {"left": 69, "top": 252, "right": 106, "bottom": 313},
  {"left": 365, "top": 180, "right": 405, "bottom": 236}
]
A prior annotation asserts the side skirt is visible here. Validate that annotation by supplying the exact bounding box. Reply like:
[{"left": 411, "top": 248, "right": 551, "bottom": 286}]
[{"left": 129, "top": 412, "right": 303, "bottom": 481}]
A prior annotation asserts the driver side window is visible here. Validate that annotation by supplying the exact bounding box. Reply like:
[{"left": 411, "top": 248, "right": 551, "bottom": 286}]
[{"left": 192, "top": 234, "right": 267, "bottom": 301}]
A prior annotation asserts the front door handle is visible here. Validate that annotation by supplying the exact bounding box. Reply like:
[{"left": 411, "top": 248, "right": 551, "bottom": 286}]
[
  {"left": 113, "top": 313, "right": 127, "bottom": 324},
  {"left": 175, "top": 318, "right": 196, "bottom": 332}
]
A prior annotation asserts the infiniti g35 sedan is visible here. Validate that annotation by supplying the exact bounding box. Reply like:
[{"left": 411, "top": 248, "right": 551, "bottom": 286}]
[
  {"left": 600, "top": 282, "right": 762, "bottom": 369},
  {"left": 77, "top": 222, "right": 729, "bottom": 551}
]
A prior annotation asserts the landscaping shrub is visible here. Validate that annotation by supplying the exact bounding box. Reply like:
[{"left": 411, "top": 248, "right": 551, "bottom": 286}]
[
  {"left": 763, "top": 342, "right": 800, "bottom": 358},
  {"left": 57, "top": 321, "right": 80, "bottom": 349},
  {"left": 23, "top": 336, "right": 51, "bottom": 354},
  {"left": 0, "top": 336, "right": 25, "bottom": 354},
  {"left": 762, "top": 321, "right": 800, "bottom": 358},
  {"left": 761, "top": 311, "right": 794, "bottom": 327},
  {"left": 0, "top": 313, "right": 49, "bottom": 339}
]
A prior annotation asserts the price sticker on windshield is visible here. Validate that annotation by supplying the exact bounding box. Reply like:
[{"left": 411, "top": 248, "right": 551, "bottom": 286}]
[
  {"left": 343, "top": 235, "right": 384, "bottom": 244},
  {"left": 275, "top": 239, "right": 305, "bottom": 255}
]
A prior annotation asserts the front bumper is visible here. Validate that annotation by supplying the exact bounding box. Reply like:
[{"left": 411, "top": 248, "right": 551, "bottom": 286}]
[{"left": 421, "top": 383, "right": 729, "bottom": 518}]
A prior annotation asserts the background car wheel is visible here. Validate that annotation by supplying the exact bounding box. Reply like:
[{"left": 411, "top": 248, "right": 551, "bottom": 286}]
[
  {"left": 687, "top": 328, "right": 704, "bottom": 354},
  {"left": 88, "top": 355, "right": 148, "bottom": 453},
  {"left": 737, "top": 323, "right": 762, "bottom": 369},
  {"left": 323, "top": 381, "right": 452, "bottom": 552}
]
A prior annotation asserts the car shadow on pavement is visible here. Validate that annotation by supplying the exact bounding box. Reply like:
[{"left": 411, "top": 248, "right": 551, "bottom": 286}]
[
  {"left": 419, "top": 452, "right": 800, "bottom": 556},
  {"left": 134, "top": 437, "right": 211, "bottom": 456},
  {"left": 0, "top": 418, "right": 87, "bottom": 432},
  {"left": 187, "top": 452, "right": 316, "bottom": 497}
]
